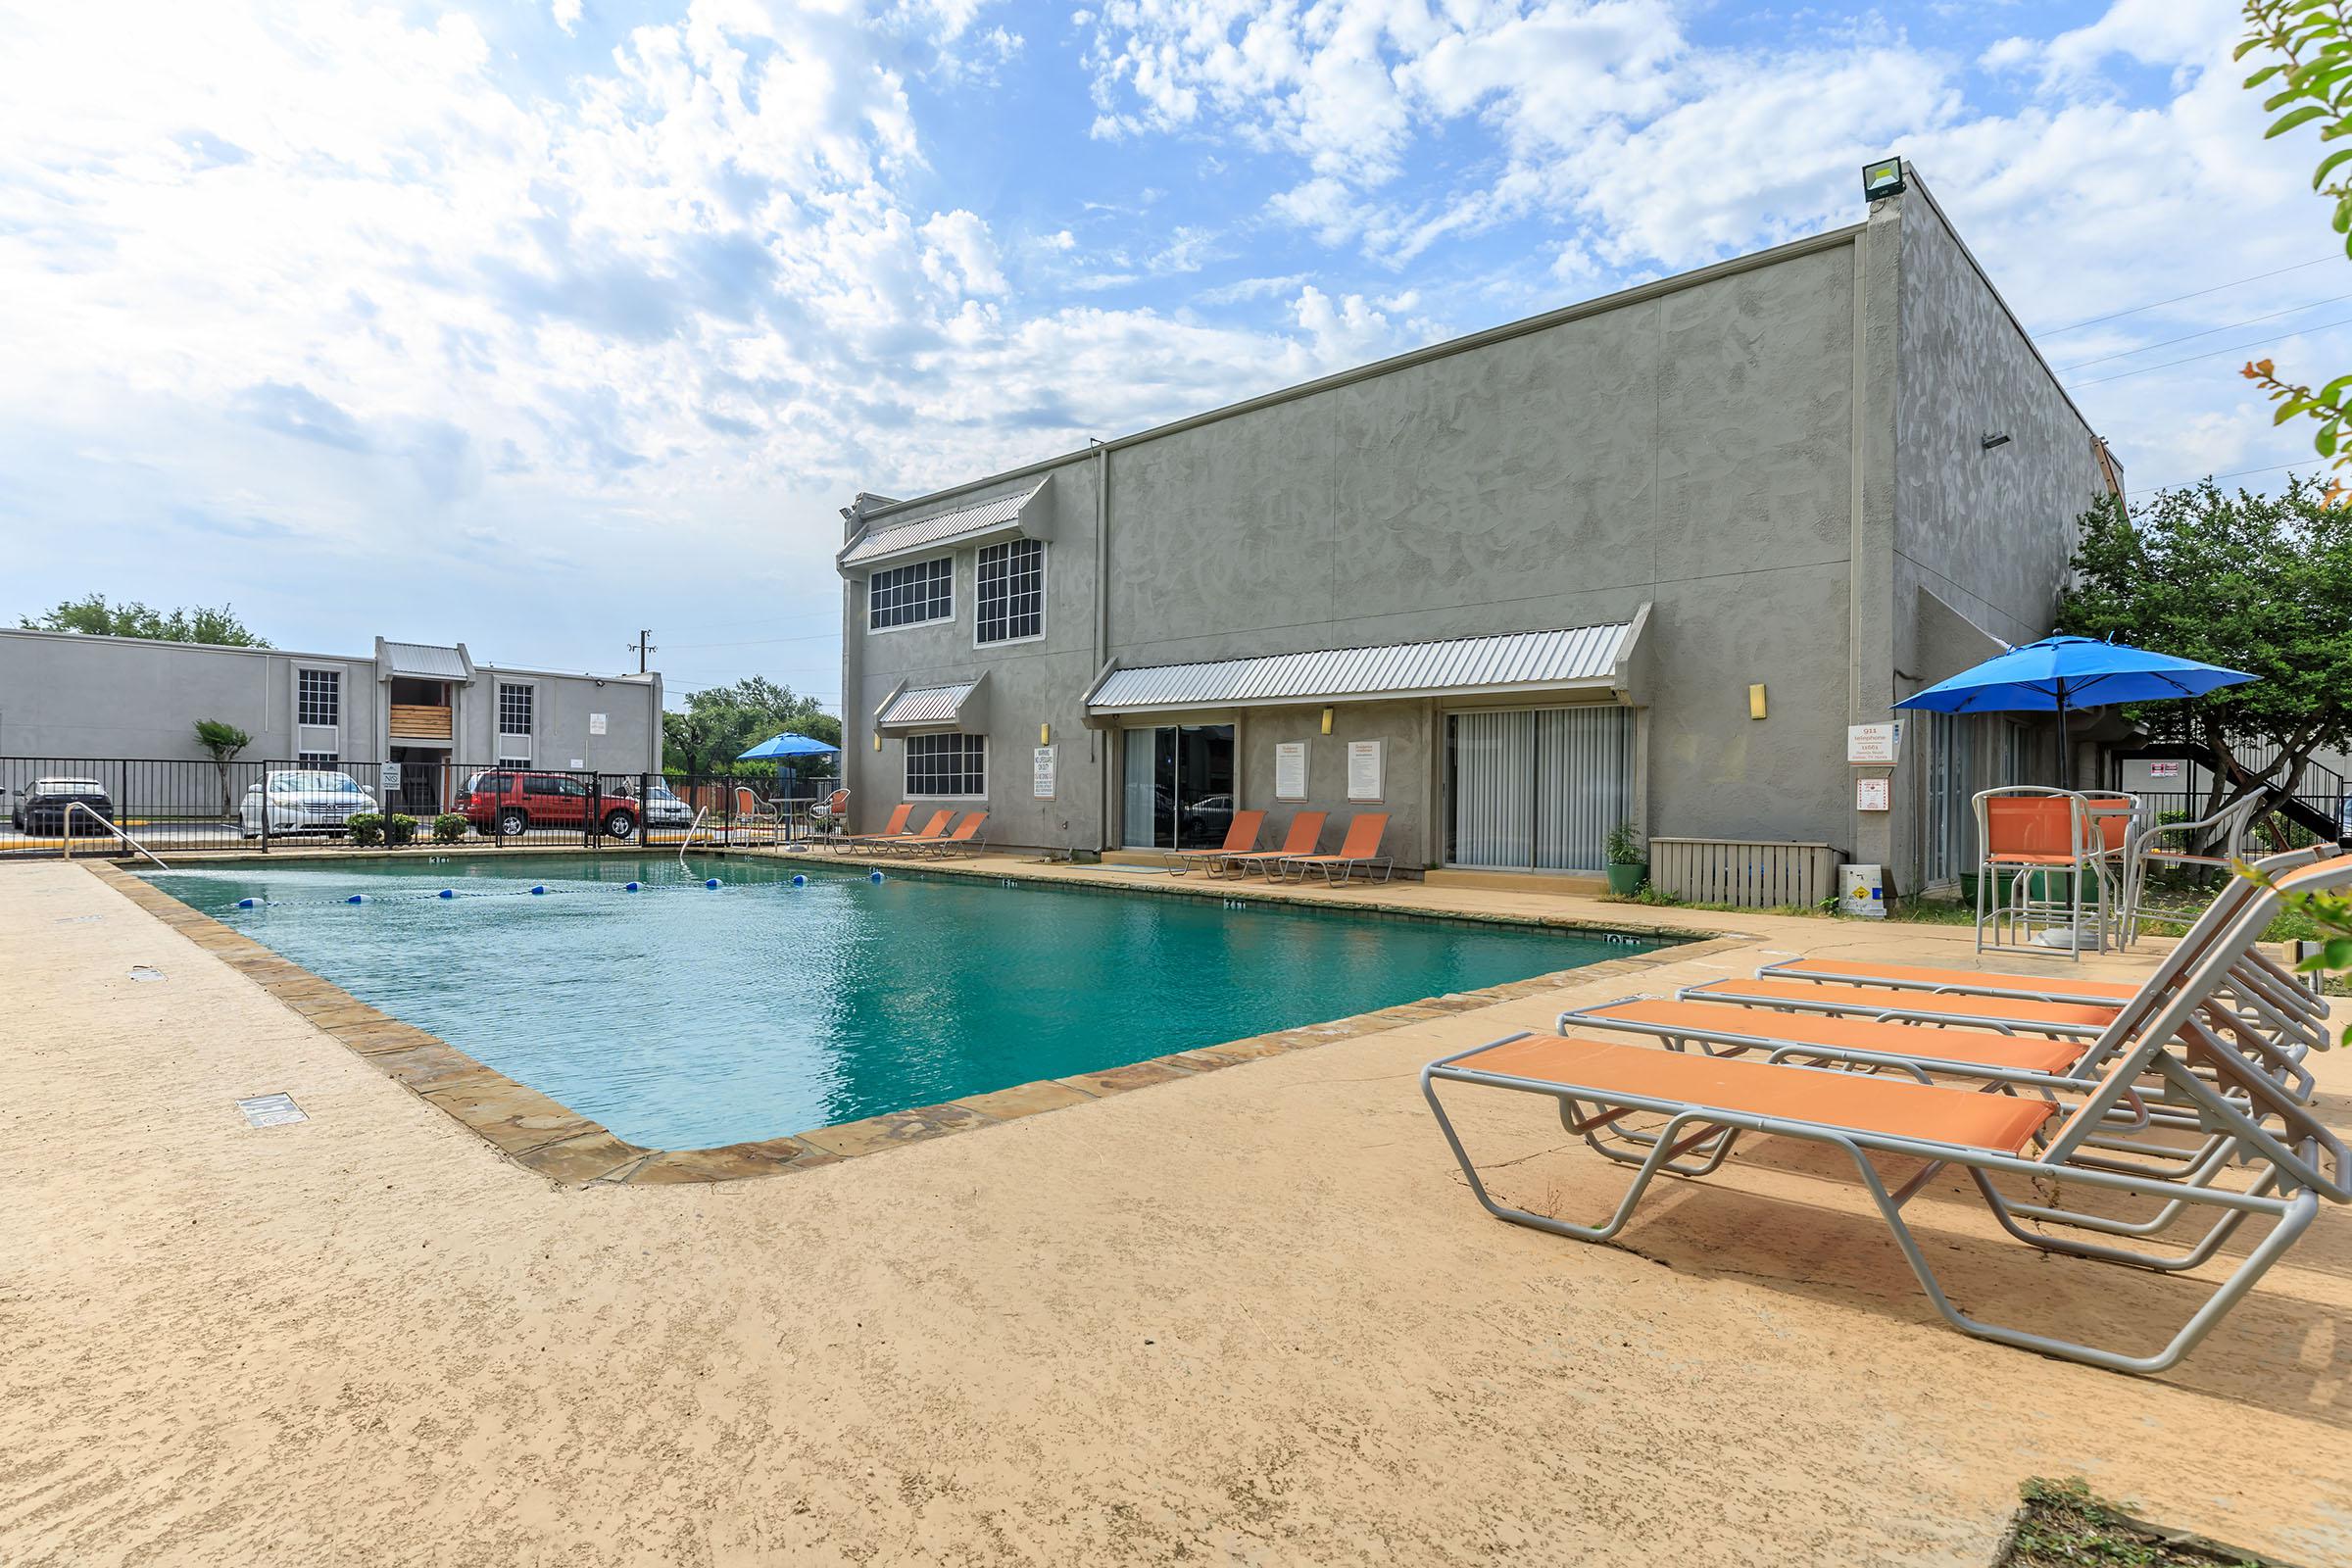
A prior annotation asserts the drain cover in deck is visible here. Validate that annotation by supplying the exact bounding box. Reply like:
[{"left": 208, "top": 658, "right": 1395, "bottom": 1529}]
[{"left": 235, "top": 1094, "right": 308, "bottom": 1129}]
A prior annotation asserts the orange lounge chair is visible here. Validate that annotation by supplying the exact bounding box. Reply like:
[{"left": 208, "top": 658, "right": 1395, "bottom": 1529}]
[
  {"left": 895, "top": 810, "right": 987, "bottom": 858},
  {"left": 861, "top": 808, "right": 950, "bottom": 853},
  {"left": 1423, "top": 1015, "right": 2349, "bottom": 1372},
  {"left": 1165, "top": 809, "right": 1266, "bottom": 877},
  {"left": 1278, "top": 812, "right": 1392, "bottom": 886},
  {"left": 1217, "top": 812, "right": 1325, "bottom": 879},
  {"left": 1562, "top": 996, "right": 2084, "bottom": 1084},
  {"left": 837, "top": 803, "right": 915, "bottom": 845}
]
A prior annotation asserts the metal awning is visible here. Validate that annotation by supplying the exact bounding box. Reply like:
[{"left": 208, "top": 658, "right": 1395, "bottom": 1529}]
[
  {"left": 377, "top": 639, "right": 474, "bottom": 682},
  {"left": 839, "top": 479, "right": 1051, "bottom": 569},
  {"left": 1085, "top": 614, "right": 1649, "bottom": 718},
  {"left": 875, "top": 674, "right": 990, "bottom": 731}
]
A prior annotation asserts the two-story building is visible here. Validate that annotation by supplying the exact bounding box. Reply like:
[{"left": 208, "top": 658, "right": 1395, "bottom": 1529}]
[{"left": 832, "top": 164, "right": 2119, "bottom": 900}]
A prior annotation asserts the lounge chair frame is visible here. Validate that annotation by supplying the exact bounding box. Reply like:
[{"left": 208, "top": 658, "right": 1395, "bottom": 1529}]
[
  {"left": 1164, "top": 809, "right": 1266, "bottom": 878},
  {"left": 1276, "top": 813, "right": 1395, "bottom": 887},
  {"left": 1421, "top": 1034, "right": 2329, "bottom": 1374}
]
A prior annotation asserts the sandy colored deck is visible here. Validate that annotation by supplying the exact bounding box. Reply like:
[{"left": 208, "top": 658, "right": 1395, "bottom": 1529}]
[{"left": 2, "top": 854, "right": 2346, "bottom": 1566}]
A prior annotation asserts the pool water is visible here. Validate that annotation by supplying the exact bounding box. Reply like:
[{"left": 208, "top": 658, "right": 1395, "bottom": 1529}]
[{"left": 140, "top": 856, "right": 1667, "bottom": 1149}]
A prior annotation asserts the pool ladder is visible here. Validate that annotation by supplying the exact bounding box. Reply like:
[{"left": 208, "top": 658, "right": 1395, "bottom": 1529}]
[{"left": 59, "top": 802, "right": 172, "bottom": 872}]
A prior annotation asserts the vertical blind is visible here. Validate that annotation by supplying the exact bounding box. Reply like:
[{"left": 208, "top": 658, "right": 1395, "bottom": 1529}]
[{"left": 1447, "top": 706, "right": 1634, "bottom": 871}]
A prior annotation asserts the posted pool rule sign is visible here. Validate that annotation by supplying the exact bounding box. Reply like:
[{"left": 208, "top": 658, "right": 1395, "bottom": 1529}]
[{"left": 1033, "top": 746, "right": 1056, "bottom": 800}]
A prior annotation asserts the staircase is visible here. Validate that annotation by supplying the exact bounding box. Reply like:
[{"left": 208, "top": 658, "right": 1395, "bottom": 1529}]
[{"left": 2114, "top": 735, "right": 2346, "bottom": 843}]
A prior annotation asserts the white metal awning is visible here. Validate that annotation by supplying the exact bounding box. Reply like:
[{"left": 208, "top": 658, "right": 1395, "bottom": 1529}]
[
  {"left": 839, "top": 479, "right": 1052, "bottom": 569},
  {"left": 875, "top": 675, "right": 990, "bottom": 731},
  {"left": 377, "top": 639, "right": 473, "bottom": 682},
  {"left": 1084, "top": 616, "right": 1647, "bottom": 717}
]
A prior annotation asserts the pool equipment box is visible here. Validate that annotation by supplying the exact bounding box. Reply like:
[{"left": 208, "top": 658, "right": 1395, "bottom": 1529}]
[{"left": 1838, "top": 863, "right": 1887, "bottom": 918}]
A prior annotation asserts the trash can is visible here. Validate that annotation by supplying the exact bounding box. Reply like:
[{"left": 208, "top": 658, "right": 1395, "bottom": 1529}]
[{"left": 1838, "top": 862, "right": 1886, "bottom": 919}]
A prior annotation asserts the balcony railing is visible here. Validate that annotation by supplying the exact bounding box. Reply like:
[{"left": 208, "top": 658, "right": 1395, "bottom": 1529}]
[{"left": 388, "top": 704, "right": 453, "bottom": 741}]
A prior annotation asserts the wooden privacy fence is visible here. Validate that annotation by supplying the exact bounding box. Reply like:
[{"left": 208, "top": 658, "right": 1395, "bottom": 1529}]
[{"left": 1649, "top": 837, "right": 1842, "bottom": 909}]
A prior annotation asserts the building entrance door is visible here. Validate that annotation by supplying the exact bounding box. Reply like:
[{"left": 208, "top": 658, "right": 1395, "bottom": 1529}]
[{"left": 1121, "top": 725, "right": 1235, "bottom": 850}]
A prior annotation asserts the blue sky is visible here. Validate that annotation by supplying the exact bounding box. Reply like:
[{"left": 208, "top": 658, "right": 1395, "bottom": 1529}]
[{"left": 1, "top": 0, "right": 2339, "bottom": 713}]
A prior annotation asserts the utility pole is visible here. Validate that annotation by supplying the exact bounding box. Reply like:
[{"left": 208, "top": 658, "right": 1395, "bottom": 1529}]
[{"left": 627, "top": 629, "right": 656, "bottom": 673}]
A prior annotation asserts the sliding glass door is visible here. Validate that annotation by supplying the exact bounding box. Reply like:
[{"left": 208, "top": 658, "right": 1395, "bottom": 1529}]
[
  {"left": 1445, "top": 706, "right": 1634, "bottom": 871},
  {"left": 1122, "top": 725, "right": 1235, "bottom": 849}
]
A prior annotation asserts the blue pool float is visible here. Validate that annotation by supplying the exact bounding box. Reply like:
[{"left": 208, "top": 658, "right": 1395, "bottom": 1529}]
[
  {"left": 705, "top": 877, "right": 722, "bottom": 890},
  {"left": 438, "top": 889, "right": 456, "bottom": 900},
  {"left": 623, "top": 881, "right": 642, "bottom": 892},
  {"left": 868, "top": 870, "right": 885, "bottom": 884},
  {"left": 345, "top": 894, "right": 367, "bottom": 905},
  {"left": 791, "top": 873, "right": 808, "bottom": 887},
  {"left": 529, "top": 884, "right": 547, "bottom": 896},
  {"left": 235, "top": 897, "right": 259, "bottom": 909}
]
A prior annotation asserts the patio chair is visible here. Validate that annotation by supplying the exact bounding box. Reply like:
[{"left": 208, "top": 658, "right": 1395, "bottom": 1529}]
[
  {"left": 733, "top": 785, "right": 784, "bottom": 842},
  {"left": 898, "top": 810, "right": 988, "bottom": 858},
  {"left": 1217, "top": 812, "right": 1326, "bottom": 880},
  {"left": 1165, "top": 809, "right": 1266, "bottom": 877},
  {"left": 835, "top": 803, "right": 915, "bottom": 846},
  {"left": 1974, "top": 787, "right": 2136, "bottom": 960},
  {"left": 1277, "top": 812, "right": 1394, "bottom": 886},
  {"left": 2117, "top": 792, "right": 2265, "bottom": 949},
  {"left": 805, "top": 788, "right": 852, "bottom": 836},
  {"left": 1422, "top": 1018, "right": 2346, "bottom": 1372}
]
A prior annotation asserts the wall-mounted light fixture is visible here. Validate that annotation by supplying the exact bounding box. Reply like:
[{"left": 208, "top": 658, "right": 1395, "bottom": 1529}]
[
  {"left": 872, "top": 732, "right": 881, "bottom": 752},
  {"left": 1320, "top": 707, "right": 1334, "bottom": 735},
  {"left": 1039, "top": 722, "right": 1051, "bottom": 745},
  {"left": 1863, "top": 157, "right": 1905, "bottom": 201},
  {"left": 1748, "top": 683, "right": 1768, "bottom": 720},
  {"left": 1981, "top": 432, "right": 2012, "bottom": 451}
]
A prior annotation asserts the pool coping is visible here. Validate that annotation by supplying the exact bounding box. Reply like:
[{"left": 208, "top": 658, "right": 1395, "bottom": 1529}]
[{"left": 87, "top": 858, "right": 1754, "bottom": 1188}]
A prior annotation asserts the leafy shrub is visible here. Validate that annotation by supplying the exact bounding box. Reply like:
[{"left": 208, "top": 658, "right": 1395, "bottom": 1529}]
[
  {"left": 1603, "top": 820, "right": 1645, "bottom": 866},
  {"left": 431, "top": 813, "right": 466, "bottom": 844},
  {"left": 385, "top": 813, "right": 417, "bottom": 847},
  {"left": 346, "top": 813, "right": 383, "bottom": 847}
]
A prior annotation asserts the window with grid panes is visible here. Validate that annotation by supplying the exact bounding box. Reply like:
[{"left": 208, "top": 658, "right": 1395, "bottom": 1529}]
[
  {"left": 905, "top": 733, "right": 985, "bottom": 797},
  {"left": 868, "top": 557, "right": 954, "bottom": 630},
  {"left": 975, "top": 538, "right": 1043, "bottom": 644}
]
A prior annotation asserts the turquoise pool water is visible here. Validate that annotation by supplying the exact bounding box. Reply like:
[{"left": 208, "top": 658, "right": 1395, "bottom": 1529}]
[{"left": 140, "top": 856, "right": 1667, "bottom": 1149}]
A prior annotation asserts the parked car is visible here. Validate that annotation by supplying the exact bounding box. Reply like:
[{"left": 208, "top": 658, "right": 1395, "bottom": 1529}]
[
  {"left": 1180, "top": 792, "right": 1235, "bottom": 841},
  {"left": 12, "top": 776, "right": 115, "bottom": 834},
  {"left": 640, "top": 780, "right": 694, "bottom": 828},
  {"left": 458, "top": 770, "right": 639, "bottom": 839},
  {"left": 240, "top": 770, "right": 377, "bottom": 839}
]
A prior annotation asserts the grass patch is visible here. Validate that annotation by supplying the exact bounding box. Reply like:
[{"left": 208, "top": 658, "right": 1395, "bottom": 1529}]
[{"left": 1999, "top": 1478, "right": 2284, "bottom": 1567}]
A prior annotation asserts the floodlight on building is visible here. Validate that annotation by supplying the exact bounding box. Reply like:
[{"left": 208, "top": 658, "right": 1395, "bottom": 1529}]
[{"left": 1863, "top": 158, "right": 1904, "bottom": 202}]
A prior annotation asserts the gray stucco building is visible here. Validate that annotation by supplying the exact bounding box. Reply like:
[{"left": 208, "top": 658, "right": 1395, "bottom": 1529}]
[
  {"left": 832, "top": 165, "right": 2117, "bottom": 899},
  {"left": 0, "top": 627, "right": 662, "bottom": 813}
]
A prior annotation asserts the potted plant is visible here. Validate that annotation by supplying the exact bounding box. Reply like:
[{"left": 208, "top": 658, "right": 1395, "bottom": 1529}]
[{"left": 1603, "top": 821, "right": 1647, "bottom": 895}]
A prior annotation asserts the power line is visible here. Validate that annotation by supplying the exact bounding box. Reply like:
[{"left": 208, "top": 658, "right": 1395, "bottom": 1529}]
[
  {"left": 2033, "top": 256, "right": 2338, "bottom": 338},
  {"left": 2053, "top": 292, "right": 2352, "bottom": 371},
  {"left": 2065, "top": 315, "right": 2352, "bottom": 388}
]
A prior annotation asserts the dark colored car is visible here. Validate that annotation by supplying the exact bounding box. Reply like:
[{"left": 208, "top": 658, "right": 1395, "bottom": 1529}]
[
  {"left": 458, "top": 770, "right": 638, "bottom": 840},
  {"left": 12, "top": 776, "right": 115, "bottom": 835}
]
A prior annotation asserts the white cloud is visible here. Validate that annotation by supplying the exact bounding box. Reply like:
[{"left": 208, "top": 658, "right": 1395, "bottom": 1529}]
[{"left": 553, "top": 0, "right": 583, "bottom": 34}]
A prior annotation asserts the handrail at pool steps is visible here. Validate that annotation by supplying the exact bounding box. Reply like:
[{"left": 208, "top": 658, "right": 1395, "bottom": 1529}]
[{"left": 59, "top": 801, "right": 171, "bottom": 871}]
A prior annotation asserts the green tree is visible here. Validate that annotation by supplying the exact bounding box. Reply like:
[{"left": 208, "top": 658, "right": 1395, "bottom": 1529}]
[
  {"left": 193, "top": 718, "right": 253, "bottom": 817},
  {"left": 2238, "top": 2, "right": 2352, "bottom": 491},
  {"left": 22, "top": 594, "right": 270, "bottom": 647},
  {"left": 2057, "top": 478, "right": 2352, "bottom": 834},
  {"left": 662, "top": 677, "right": 841, "bottom": 776}
]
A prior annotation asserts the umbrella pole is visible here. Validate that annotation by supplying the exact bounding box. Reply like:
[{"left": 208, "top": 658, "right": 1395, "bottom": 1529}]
[{"left": 2057, "top": 686, "right": 2071, "bottom": 792}]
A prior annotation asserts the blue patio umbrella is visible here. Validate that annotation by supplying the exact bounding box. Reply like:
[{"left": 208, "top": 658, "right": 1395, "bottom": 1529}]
[
  {"left": 736, "top": 732, "right": 840, "bottom": 762},
  {"left": 1894, "top": 635, "right": 2254, "bottom": 788}
]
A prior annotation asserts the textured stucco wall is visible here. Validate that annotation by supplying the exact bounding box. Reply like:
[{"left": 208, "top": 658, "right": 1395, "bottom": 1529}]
[
  {"left": 459, "top": 668, "right": 662, "bottom": 775},
  {"left": 839, "top": 186, "right": 2093, "bottom": 871},
  {"left": 1887, "top": 177, "right": 2112, "bottom": 887}
]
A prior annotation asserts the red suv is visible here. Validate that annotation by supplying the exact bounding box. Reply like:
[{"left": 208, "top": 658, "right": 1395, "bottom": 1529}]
[{"left": 459, "top": 771, "right": 639, "bottom": 840}]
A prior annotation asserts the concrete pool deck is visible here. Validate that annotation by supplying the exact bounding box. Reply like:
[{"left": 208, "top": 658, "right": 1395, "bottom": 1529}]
[{"left": 3, "top": 854, "right": 2348, "bottom": 1565}]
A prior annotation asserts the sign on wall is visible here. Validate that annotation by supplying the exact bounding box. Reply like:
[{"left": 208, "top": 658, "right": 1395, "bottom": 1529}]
[
  {"left": 1347, "top": 740, "right": 1383, "bottom": 802},
  {"left": 1856, "top": 777, "right": 1890, "bottom": 812},
  {"left": 1846, "top": 722, "right": 1902, "bottom": 765},
  {"left": 378, "top": 761, "right": 401, "bottom": 793},
  {"left": 589, "top": 712, "right": 608, "bottom": 736},
  {"left": 1274, "top": 741, "right": 1307, "bottom": 802},
  {"left": 1033, "top": 746, "right": 1056, "bottom": 800},
  {"left": 2149, "top": 760, "right": 2181, "bottom": 778}
]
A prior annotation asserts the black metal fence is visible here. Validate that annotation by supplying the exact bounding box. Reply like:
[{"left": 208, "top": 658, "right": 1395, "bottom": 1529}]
[{"left": 0, "top": 756, "right": 843, "bottom": 859}]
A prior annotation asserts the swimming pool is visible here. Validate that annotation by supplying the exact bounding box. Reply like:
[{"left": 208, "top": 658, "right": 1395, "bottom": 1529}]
[{"left": 141, "top": 856, "right": 1668, "bottom": 1149}]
